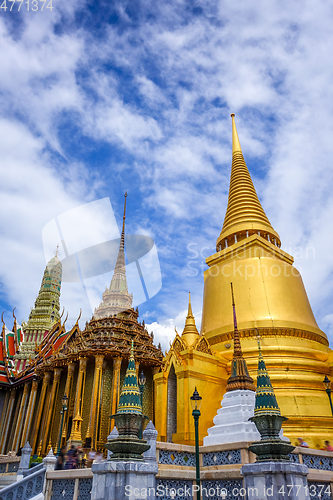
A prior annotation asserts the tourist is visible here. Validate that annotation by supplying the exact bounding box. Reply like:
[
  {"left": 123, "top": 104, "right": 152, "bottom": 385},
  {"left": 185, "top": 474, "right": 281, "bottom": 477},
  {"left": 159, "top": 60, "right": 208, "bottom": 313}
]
[
  {"left": 324, "top": 440, "right": 333, "bottom": 451},
  {"left": 65, "top": 445, "right": 77, "bottom": 469},
  {"left": 94, "top": 451, "right": 104, "bottom": 463},
  {"left": 298, "top": 437, "right": 309, "bottom": 448},
  {"left": 88, "top": 449, "right": 96, "bottom": 468},
  {"left": 55, "top": 446, "right": 67, "bottom": 470},
  {"left": 76, "top": 446, "right": 84, "bottom": 468}
]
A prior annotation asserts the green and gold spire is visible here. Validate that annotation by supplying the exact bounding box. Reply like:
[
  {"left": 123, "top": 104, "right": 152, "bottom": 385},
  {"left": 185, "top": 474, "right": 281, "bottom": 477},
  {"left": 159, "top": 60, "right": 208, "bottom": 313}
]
[
  {"left": 24, "top": 250, "right": 62, "bottom": 333},
  {"left": 117, "top": 341, "right": 142, "bottom": 414},
  {"left": 226, "top": 283, "right": 255, "bottom": 392},
  {"left": 254, "top": 339, "right": 281, "bottom": 417}
]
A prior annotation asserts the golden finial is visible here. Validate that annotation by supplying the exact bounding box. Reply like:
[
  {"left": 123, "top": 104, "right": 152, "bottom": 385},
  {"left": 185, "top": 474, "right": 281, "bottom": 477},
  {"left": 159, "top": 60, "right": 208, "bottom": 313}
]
[
  {"left": 230, "top": 113, "right": 242, "bottom": 154},
  {"left": 182, "top": 292, "right": 199, "bottom": 342},
  {"left": 54, "top": 244, "right": 60, "bottom": 257}
]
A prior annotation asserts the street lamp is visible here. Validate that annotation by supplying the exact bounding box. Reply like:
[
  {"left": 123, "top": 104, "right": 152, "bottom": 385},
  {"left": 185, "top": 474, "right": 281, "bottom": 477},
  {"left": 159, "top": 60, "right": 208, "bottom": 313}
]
[
  {"left": 323, "top": 376, "right": 333, "bottom": 417},
  {"left": 57, "top": 394, "right": 68, "bottom": 456},
  {"left": 138, "top": 370, "right": 146, "bottom": 438},
  {"left": 190, "top": 387, "right": 202, "bottom": 500}
]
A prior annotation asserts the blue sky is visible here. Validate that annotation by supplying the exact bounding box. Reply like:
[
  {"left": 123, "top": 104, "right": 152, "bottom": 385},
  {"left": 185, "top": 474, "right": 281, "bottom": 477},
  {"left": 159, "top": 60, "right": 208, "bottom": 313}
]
[{"left": 1, "top": 0, "right": 333, "bottom": 351}]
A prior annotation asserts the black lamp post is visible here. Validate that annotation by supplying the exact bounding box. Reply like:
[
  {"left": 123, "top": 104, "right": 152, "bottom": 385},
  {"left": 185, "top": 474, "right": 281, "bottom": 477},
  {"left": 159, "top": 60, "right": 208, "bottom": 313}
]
[
  {"left": 323, "top": 376, "right": 333, "bottom": 416},
  {"left": 190, "top": 387, "right": 202, "bottom": 500},
  {"left": 57, "top": 394, "right": 68, "bottom": 456},
  {"left": 138, "top": 370, "right": 146, "bottom": 438}
]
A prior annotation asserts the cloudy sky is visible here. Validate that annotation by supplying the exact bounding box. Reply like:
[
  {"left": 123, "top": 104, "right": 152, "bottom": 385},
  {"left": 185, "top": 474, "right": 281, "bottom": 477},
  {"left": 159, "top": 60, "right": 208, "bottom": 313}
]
[{"left": 1, "top": 0, "right": 333, "bottom": 351}]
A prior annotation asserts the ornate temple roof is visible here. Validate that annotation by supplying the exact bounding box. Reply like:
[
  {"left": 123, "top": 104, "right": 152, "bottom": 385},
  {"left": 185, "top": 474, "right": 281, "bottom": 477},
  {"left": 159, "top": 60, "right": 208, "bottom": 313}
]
[
  {"left": 254, "top": 339, "right": 281, "bottom": 417},
  {"left": 117, "top": 341, "right": 142, "bottom": 414},
  {"left": 225, "top": 283, "right": 255, "bottom": 392},
  {"left": 216, "top": 114, "right": 281, "bottom": 250}
]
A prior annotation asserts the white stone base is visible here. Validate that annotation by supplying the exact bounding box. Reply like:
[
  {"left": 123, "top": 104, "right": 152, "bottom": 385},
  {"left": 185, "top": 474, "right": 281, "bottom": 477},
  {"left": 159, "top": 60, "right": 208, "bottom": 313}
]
[
  {"left": 203, "top": 390, "right": 260, "bottom": 446},
  {"left": 91, "top": 460, "right": 158, "bottom": 500}
]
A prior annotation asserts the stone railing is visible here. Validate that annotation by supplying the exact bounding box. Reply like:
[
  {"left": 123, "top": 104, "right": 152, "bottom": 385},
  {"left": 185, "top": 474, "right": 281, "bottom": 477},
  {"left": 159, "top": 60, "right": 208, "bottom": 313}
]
[
  {"left": 0, "top": 466, "right": 45, "bottom": 500},
  {"left": 0, "top": 457, "right": 20, "bottom": 475},
  {"left": 45, "top": 469, "right": 93, "bottom": 500},
  {"left": 156, "top": 442, "right": 333, "bottom": 500}
]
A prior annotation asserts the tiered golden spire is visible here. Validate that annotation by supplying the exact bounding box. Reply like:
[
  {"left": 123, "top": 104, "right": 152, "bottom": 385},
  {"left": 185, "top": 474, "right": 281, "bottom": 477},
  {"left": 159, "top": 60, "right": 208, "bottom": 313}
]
[
  {"left": 216, "top": 114, "right": 280, "bottom": 250},
  {"left": 181, "top": 293, "right": 199, "bottom": 346}
]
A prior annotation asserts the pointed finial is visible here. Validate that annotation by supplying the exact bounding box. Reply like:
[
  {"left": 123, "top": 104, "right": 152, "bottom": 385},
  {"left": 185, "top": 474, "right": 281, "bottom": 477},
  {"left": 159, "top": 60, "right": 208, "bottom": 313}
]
[
  {"left": 1, "top": 312, "right": 4, "bottom": 325},
  {"left": 131, "top": 339, "right": 134, "bottom": 358},
  {"left": 122, "top": 191, "right": 127, "bottom": 234},
  {"left": 188, "top": 292, "right": 193, "bottom": 317},
  {"left": 182, "top": 292, "right": 199, "bottom": 342},
  {"left": 231, "top": 113, "right": 242, "bottom": 154},
  {"left": 54, "top": 244, "right": 59, "bottom": 258}
]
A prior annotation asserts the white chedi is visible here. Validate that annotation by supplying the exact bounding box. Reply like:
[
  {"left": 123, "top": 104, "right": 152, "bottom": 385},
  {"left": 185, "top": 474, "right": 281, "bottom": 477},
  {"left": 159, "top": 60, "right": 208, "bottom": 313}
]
[{"left": 203, "top": 390, "right": 260, "bottom": 446}]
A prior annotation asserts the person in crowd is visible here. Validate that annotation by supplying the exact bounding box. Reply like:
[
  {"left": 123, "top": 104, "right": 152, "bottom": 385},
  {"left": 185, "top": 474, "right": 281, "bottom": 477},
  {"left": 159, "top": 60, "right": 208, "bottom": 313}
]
[
  {"left": 65, "top": 445, "right": 77, "bottom": 469},
  {"left": 324, "top": 440, "right": 333, "bottom": 451},
  {"left": 55, "top": 446, "right": 67, "bottom": 470},
  {"left": 93, "top": 451, "right": 104, "bottom": 463},
  {"left": 88, "top": 448, "right": 96, "bottom": 468},
  {"left": 76, "top": 446, "right": 84, "bottom": 468},
  {"left": 298, "top": 437, "right": 309, "bottom": 448}
]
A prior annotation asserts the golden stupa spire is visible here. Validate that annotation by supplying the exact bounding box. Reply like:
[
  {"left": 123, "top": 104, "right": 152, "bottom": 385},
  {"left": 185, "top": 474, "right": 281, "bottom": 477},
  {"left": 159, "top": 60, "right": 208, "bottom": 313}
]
[
  {"left": 182, "top": 293, "right": 199, "bottom": 346},
  {"left": 216, "top": 114, "right": 280, "bottom": 250}
]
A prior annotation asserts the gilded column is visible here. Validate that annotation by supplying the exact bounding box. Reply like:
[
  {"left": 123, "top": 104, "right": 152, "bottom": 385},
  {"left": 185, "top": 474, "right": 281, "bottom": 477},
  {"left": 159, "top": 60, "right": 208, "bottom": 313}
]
[
  {"left": 0, "top": 391, "right": 10, "bottom": 445},
  {"left": 109, "top": 357, "right": 122, "bottom": 431},
  {"left": 152, "top": 367, "right": 160, "bottom": 425},
  {"left": 20, "top": 379, "right": 38, "bottom": 448},
  {"left": 0, "top": 390, "right": 16, "bottom": 453},
  {"left": 69, "top": 357, "right": 87, "bottom": 445},
  {"left": 42, "top": 368, "right": 62, "bottom": 453},
  {"left": 86, "top": 354, "right": 104, "bottom": 449},
  {"left": 31, "top": 371, "right": 51, "bottom": 453},
  {"left": 60, "top": 362, "right": 75, "bottom": 443},
  {"left": 12, "top": 383, "right": 30, "bottom": 452}
]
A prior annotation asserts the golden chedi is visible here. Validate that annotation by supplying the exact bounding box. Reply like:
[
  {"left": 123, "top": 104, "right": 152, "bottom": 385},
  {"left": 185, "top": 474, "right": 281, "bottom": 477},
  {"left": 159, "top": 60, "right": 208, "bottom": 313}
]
[{"left": 201, "top": 114, "right": 333, "bottom": 447}]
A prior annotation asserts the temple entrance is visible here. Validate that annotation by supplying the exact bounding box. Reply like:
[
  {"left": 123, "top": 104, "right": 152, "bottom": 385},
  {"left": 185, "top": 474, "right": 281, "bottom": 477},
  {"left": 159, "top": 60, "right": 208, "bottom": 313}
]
[{"left": 167, "top": 365, "right": 177, "bottom": 442}]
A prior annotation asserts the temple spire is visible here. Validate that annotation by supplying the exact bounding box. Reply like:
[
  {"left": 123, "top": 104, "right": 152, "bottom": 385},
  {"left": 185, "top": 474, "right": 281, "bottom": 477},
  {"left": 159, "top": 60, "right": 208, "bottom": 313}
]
[
  {"left": 115, "top": 191, "right": 127, "bottom": 270},
  {"left": 117, "top": 340, "right": 142, "bottom": 414},
  {"left": 182, "top": 293, "right": 199, "bottom": 346},
  {"left": 226, "top": 283, "right": 255, "bottom": 392},
  {"left": 231, "top": 113, "right": 242, "bottom": 154},
  {"left": 94, "top": 192, "right": 133, "bottom": 318},
  {"left": 216, "top": 114, "right": 280, "bottom": 251}
]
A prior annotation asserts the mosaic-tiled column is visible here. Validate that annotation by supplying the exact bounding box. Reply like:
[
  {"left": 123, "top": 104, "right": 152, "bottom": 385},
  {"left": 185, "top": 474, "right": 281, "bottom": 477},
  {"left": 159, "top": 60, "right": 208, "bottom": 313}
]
[
  {"left": 69, "top": 357, "right": 87, "bottom": 445},
  {"left": 110, "top": 357, "right": 122, "bottom": 431},
  {"left": 42, "top": 368, "right": 62, "bottom": 454},
  {"left": 11, "top": 383, "right": 30, "bottom": 452},
  {"left": 60, "top": 362, "right": 75, "bottom": 443},
  {"left": 87, "top": 355, "right": 104, "bottom": 450},
  {"left": 31, "top": 371, "right": 52, "bottom": 453},
  {"left": 0, "top": 390, "right": 16, "bottom": 453},
  {"left": 20, "top": 379, "right": 38, "bottom": 448}
]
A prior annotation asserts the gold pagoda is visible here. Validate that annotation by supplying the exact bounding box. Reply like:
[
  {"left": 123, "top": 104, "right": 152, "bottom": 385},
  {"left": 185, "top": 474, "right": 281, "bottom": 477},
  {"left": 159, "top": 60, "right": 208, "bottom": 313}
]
[{"left": 157, "top": 114, "right": 333, "bottom": 448}]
